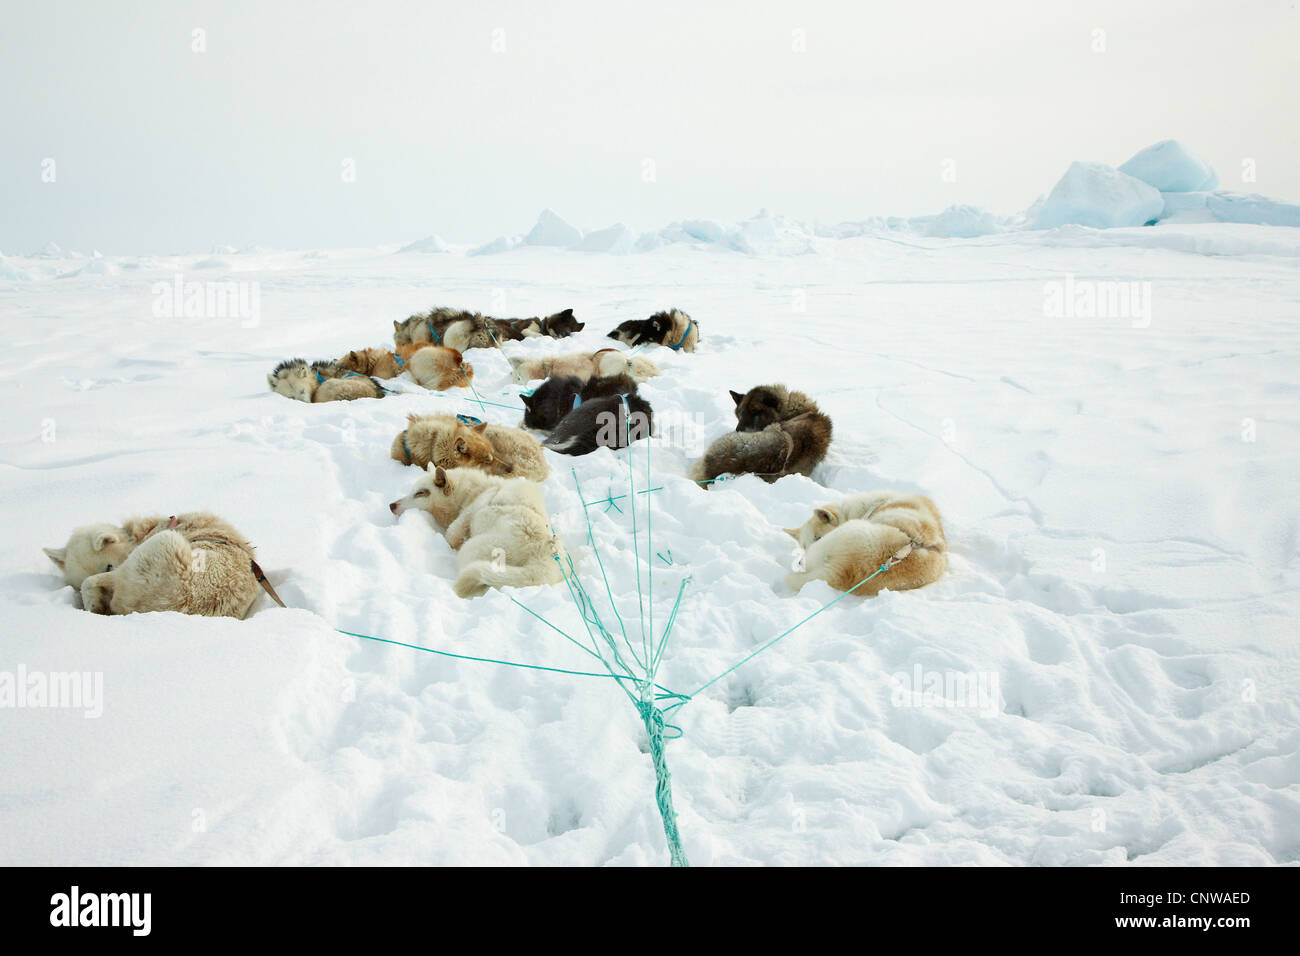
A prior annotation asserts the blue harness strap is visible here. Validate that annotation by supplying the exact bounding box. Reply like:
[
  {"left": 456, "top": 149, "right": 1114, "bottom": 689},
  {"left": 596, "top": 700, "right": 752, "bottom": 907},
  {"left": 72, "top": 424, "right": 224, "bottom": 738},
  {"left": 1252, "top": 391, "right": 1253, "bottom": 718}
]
[
  {"left": 667, "top": 319, "right": 693, "bottom": 351},
  {"left": 402, "top": 432, "right": 413, "bottom": 463},
  {"left": 572, "top": 394, "right": 583, "bottom": 409},
  {"left": 426, "top": 320, "right": 441, "bottom": 343},
  {"left": 394, "top": 353, "right": 405, "bottom": 368},
  {"left": 456, "top": 414, "right": 484, "bottom": 426}
]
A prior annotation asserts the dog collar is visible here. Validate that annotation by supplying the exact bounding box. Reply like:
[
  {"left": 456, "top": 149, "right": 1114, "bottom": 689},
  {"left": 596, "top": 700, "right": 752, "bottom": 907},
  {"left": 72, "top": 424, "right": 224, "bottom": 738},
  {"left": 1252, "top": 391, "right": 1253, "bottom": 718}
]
[
  {"left": 668, "top": 319, "right": 693, "bottom": 351},
  {"left": 315, "top": 369, "right": 325, "bottom": 383},
  {"left": 394, "top": 353, "right": 405, "bottom": 368},
  {"left": 538, "top": 317, "right": 548, "bottom": 336},
  {"left": 402, "top": 432, "right": 413, "bottom": 463},
  {"left": 572, "top": 395, "right": 583, "bottom": 409},
  {"left": 456, "top": 414, "right": 484, "bottom": 426},
  {"left": 426, "top": 319, "right": 441, "bottom": 343}
]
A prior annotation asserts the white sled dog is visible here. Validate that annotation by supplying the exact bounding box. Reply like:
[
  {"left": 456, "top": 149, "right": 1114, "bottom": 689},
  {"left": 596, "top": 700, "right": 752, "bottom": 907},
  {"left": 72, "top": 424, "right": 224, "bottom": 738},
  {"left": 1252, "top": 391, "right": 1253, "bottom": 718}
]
[
  {"left": 390, "top": 465, "right": 565, "bottom": 599},
  {"left": 784, "top": 491, "right": 947, "bottom": 596},
  {"left": 509, "top": 349, "right": 660, "bottom": 385},
  {"left": 45, "top": 512, "right": 265, "bottom": 618}
]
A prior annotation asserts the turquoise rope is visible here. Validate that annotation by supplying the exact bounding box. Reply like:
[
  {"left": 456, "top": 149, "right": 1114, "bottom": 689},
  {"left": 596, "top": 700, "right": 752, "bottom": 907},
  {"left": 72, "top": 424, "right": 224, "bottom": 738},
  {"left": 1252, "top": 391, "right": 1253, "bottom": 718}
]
[{"left": 638, "top": 701, "right": 689, "bottom": 867}]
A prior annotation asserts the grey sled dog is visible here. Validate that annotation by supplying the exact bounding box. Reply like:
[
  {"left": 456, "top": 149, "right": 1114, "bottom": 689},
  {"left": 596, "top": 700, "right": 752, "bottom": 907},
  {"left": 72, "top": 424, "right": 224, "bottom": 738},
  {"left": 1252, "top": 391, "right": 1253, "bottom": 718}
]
[{"left": 45, "top": 512, "right": 264, "bottom": 618}]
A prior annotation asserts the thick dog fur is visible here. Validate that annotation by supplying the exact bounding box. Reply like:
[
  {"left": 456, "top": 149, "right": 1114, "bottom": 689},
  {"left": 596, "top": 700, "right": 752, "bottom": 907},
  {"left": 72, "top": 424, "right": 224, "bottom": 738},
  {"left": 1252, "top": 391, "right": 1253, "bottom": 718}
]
[
  {"left": 783, "top": 492, "right": 947, "bottom": 596},
  {"left": 393, "top": 414, "right": 549, "bottom": 480},
  {"left": 338, "top": 344, "right": 474, "bottom": 390},
  {"left": 390, "top": 465, "right": 565, "bottom": 598},
  {"left": 267, "top": 358, "right": 386, "bottom": 403},
  {"left": 491, "top": 308, "right": 584, "bottom": 342},
  {"left": 690, "top": 384, "right": 832, "bottom": 485},
  {"left": 607, "top": 308, "right": 699, "bottom": 352},
  {"left": 45, "top": 512, "right": 262, "bottom": 618},
  {"left": 542, "top": 392, "right": 654, "bottom": 456},
  {"left": 510, "top": 350, "right": 660, "bottom": 385},
  {"left": 393, "top": 307, "right": 581, "bottom": 351},
  {"left": 520, "top": 372, "right": 638, "bottom": 432}
]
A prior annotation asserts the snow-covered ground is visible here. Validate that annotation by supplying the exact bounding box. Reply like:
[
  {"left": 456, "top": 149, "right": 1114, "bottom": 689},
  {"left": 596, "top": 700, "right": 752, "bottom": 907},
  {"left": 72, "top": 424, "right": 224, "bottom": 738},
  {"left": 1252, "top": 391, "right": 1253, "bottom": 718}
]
[{"left": 1, "top": 220, "right": 1298, "bottom": 865}]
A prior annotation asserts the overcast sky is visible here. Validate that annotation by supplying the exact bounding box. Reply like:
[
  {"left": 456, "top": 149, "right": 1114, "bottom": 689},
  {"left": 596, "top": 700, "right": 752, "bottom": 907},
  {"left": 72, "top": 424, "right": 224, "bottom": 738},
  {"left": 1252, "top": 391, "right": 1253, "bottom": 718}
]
[{"left": 2, "top": 0, "right": 1297, "bottom": 254}]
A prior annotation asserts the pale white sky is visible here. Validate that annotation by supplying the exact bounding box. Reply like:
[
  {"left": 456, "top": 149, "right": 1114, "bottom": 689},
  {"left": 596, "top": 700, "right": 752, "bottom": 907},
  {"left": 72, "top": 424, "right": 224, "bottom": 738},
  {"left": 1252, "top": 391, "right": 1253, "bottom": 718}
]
[{"left": 2, "top": 0, "right": 1297, "bottom": 253}]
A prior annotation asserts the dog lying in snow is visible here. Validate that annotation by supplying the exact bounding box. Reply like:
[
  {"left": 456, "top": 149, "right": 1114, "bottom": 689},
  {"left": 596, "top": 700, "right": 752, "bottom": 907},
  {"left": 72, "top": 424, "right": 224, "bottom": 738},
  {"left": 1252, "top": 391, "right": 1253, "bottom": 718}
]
[
  {"left": 491, "top": 307, "right": 585, "bottom": 341},
  {"left": 520, "top": 373, "right": 638, "bottom": 432},
  {"left": 509, "top": 349, "right": 660, "bottom": 385},
  {"left": 392, "top": 307, "right": 582, "bottom": 351},
  {"left": 267, "top": 358, "right": 386, "bottom": 402},
  {"left": 689, "top": 384, "right": 832, "bottom": 485},
  {"left": 337, "top": 344, "right": 474, "bottom": 391},
  {"left": 542, "top": 391, "right": 654, "bottom": 456},
  {"left": 606, "top": 308, "right": 699, "bottom": 352},
  {"left": 44, "top": 512, "right": 265, "bottom": 618},
  {"left": 390, "top": 465, "right": 565, "bottom": 598},
  {"left": 392, "top": 414, "right": 550, "bottom": 480},
  {"left": 784, "top": 491, "right": 947, "bottom": 596}
]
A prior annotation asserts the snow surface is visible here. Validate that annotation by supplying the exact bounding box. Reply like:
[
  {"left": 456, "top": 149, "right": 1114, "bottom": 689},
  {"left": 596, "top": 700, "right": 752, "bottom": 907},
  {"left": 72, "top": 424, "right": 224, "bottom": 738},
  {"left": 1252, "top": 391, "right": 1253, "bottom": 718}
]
[{"left": 2, "top": 222, "right": 1299, "bottom": 866}]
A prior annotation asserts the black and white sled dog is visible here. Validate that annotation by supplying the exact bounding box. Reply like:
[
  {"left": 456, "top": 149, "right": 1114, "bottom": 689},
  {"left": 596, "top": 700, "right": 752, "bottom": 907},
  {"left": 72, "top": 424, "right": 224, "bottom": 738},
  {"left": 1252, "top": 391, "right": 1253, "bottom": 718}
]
[
  {"left": 606, "top": 308, "right": 699, "bottom": 352},
  {"left": 541, "top": 386, "right": 654, "bottom": 456},
  {"left": 520, "top": 373, "right": 638, "bottom": 432}
]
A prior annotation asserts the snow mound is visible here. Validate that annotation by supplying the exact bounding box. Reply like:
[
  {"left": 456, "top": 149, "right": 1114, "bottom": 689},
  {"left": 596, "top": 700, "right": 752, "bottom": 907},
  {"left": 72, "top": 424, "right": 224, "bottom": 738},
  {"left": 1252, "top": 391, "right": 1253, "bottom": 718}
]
[
  {"left": 35, "top": 241, "right": 64, "bottom": 258},
  {"left": 574, "top": 223, "right": 636, "bottom": 254},
  {"left": 923, "top": 205, "right": 1000, "bottom": 238},
  {"left": 525, "top": 209, "right": 582, "bottom": 247},
  {"left": 1036, "top": 162, "right": 1164, "bottom": 230},
  {"left": 1206, "top": 191, "right": 1300, "bottom": 228},
  {"left": 467, "top": 236, "right": 521, "bottom": 256},
  {"left": 727, "top": 210, "right": 815, "bottom": 255},
  {"left": 397, "top": 235, "right": 450, "bottom": 254},
  {"left": 73, "top": 258, "right": 119, "bottom": 277},
  {"left": 0, "top": 255, "right": 31, "bottom": 280},
  {"left": 1120, "top": 140, "right": 1219, "bottom": 193}
]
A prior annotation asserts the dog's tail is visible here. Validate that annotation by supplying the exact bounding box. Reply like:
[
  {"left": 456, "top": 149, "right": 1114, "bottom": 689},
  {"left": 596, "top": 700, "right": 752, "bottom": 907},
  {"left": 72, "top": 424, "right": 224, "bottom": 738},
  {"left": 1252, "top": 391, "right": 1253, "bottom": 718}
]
[{"left": 457, "top": 560, "right": 559, "bottom": 594}]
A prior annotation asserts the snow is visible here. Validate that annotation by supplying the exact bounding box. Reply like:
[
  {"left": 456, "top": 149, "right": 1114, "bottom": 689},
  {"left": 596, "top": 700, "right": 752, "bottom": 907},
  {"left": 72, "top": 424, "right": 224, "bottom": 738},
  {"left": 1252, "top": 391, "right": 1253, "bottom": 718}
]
[
  {"left": 920, "top": 205, "right": 1001, "bottom": 239},
  {"left": 524, "top": 209, "right": 583, "bottom": 247},
  {"left": 3, "top": 221, "right": 1298, "bottom": 866},
  {"left": 1206, "top": 191, "right": 1300, "bottom": 228},
  {"left": 1036, "top": 162, "right": 1165, "bottom": 230},
  {"left": 1119, "top": 140, "right": 1219, "bottom": 193},
  {"left": 573, "top": 223, "right": 636, "bottom": 255},
  {"left": 397, "top": 235, "right": 451, "bottom": 254}
]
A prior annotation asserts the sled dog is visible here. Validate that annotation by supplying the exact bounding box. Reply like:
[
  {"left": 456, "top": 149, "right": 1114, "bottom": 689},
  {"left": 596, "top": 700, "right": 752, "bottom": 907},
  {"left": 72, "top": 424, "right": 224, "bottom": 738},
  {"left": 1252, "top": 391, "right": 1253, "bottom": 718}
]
[
  {"left": 393, "top": 414, "right": 549, "bottom": 480},
  {"left": 509, "top": 350, "right": 660, "bottom": 385},
  {"left": 784, "top": 492, "right": 947, "bottom": 596},
  {"left": 390, "top": 465, "right": 565, "bottom": 598},
  {"left": 520, "top": 373, "right": 638, "bottom": 432},
  {"left": 267, "top": 358, "right": 385, "bottom": 402},
  {"left": 45, "top": 512, "right": 264, "bottom": 618},
  {"left": 607, "top": 308, "right": 698, "bottom": 352},
  {"left": 338, "top": 344, "right": 473, "bottom": 391}
]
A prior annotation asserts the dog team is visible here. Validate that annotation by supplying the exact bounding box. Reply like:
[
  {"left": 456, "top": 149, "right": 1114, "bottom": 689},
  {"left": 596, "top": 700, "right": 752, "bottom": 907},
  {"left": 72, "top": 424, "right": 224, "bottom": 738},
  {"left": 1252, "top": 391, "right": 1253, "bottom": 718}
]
[{"left": 46, "top": 304, "right": 947, "bottom": 617}]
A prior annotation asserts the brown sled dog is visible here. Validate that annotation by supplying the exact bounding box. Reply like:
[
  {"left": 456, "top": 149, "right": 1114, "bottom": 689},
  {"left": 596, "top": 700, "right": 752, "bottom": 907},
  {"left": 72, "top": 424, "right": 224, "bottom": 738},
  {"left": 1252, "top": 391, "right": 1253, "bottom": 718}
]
[
  {"left": 784, "top": 491, "right": 947, "bottom": 596},
  {"left": 689, "top": 385, "right": 832, "bottom": 486},
  {"left": 392, "top": 414, "right": 550, "bottom": 481},
  {"left": 339, "top": 344, "right": 474, "bottom": 391}
]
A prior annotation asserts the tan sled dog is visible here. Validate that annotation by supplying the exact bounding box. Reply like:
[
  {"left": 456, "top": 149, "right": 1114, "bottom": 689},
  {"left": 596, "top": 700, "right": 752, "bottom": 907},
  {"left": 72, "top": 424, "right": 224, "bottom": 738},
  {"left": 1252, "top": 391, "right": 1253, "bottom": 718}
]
[
  {"left": 392, "top": 415, "right": 549, "bottom": 480},
  {"left": 390, "top": 465, "right": 565, "bottom": 598},
  {"left": 45, "top": 513, "right": 264, "bottom": 618},
  {"left": 784, "top": 492, "right": 946, "bottom": 596},
  {"left": 510, "top": 349, "right": 660, "bottom": 384},
  {"left": 339, "top": 344, "right": 474, "bottom": 391},
  {"left": 267, "top": 358, "right": 386, "bottom": 402}
]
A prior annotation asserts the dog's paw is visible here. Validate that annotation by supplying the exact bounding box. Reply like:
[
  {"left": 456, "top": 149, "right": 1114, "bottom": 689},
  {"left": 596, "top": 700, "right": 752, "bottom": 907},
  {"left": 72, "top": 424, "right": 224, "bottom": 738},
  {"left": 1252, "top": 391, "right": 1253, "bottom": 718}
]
[
  {"left": 80, "top": 573, "right": 115, "bottom": 615},
  {"left": 452, "top": 574, "right": 488, "bottom": 599}
]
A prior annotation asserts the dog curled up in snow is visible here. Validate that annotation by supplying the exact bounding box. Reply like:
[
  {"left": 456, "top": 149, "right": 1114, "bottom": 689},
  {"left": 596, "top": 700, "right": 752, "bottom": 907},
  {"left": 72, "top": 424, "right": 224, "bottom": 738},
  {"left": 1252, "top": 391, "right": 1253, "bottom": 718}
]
[
  {"left": 491, "top": 307, "right": 584, "bottom": 342},
  {"left": 267, "top": 358, "right": 386, "bottom": 403},
  {"left": 44, "top": 513, "right": 264, "bottom": 618},
  {"left": 784, "top": 492, "right": 946, "bottom": 596},
  {"left": 338, "top": 344, "right": 474, "bottom": 391},
  {"left": 543, "top": 390, "right": 654, "bottom": 457},
  {"left": 510, "top": 349, "right": 660, "bottom": 385},
  {"left": 390, "top": 465, "right": 566, "bottom": 598},
  {"left": 392, "top": 414, "right": 549, "bottom": 480},
  {"left": 520, "top": 372, "right": 638, "bottom": 432},
  {"left": 689, "top": 385, "right": 832, "bottom": 485},
  {"left": 607, "top": 308, "right": 698, "bottom": 352}
]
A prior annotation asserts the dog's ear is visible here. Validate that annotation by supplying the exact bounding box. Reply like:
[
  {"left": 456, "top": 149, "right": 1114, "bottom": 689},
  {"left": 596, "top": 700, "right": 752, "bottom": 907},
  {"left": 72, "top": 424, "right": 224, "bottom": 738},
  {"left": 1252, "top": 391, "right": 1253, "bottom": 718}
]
[
  {"left": 266, "top": 373, "right": 276, "bottom": 387},
  {"left": 473, "top": 421, "right": 488, "bottom": 433},
  {"left": 815, "top": 506, "right": 838, "bottom": 526},
  {"left": 729, "top": 390, "right": 745, "bottom": 405},
  {"left": 394, "top": 320, "right": 402, "bottom": 332},
  {"left": 433, "top": 467, "right": 448, "bottom": 488},
  {"left": 92, "top": 530, "right": 119, "bottom": 551},
  {"left": 43, "top": 547, "right": 67, "bottom": 569},
  {"left": 455, "top": 437, "right": 468, "bottom": 455},
  {"left": 573, "top": 322, "right": 585, "bottom": 331},
  {"left": 560, "top": 308, "right": 574, "bottom": 318},
  {"left": 782, "top": 527, "right": 801, "bottom": 540}
]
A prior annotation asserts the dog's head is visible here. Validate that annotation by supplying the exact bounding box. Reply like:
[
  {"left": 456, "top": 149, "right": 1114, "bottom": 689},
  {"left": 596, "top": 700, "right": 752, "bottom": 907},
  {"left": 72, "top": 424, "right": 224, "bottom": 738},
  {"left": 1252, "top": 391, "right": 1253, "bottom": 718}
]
[
  {"left": 267, "top": 358, "right": 314, "bottom": 403},
  {"left": 545, "top": 308, "right": 584, "bottom": 338},
  {"left": 390, "top": 464, "right": 495, "bottom": 524},
  {"left": 336, "top": 349, "right": 374, "bottom": 375},
  {"left": 393, "top": 318, "right": 414, "bottom": 346},
  {"left": 434, "top": 421, "right": 503, "bottom": 474},
  {"left": 784, "top": 505, "right": 842, "bottom": 548},
  {"left": 732, "top": 385, "right": 786, "bottom": 432},
  {"left": 44, "top": 524, "right": 136, "bottom": 589}
]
